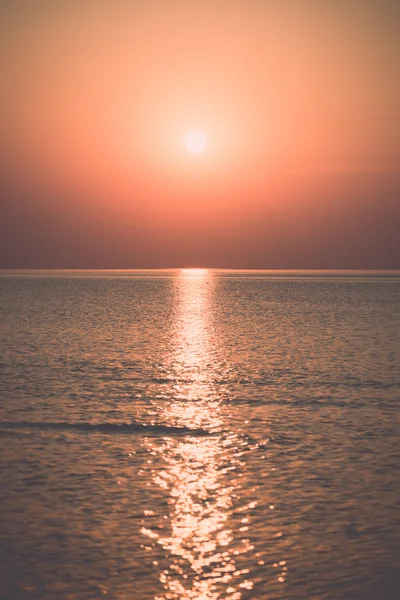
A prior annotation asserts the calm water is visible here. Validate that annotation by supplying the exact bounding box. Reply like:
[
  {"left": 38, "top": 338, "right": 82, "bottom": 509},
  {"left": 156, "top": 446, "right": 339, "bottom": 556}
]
[{"left": 0, "top": 270, "right": 399, "bottom": 600}]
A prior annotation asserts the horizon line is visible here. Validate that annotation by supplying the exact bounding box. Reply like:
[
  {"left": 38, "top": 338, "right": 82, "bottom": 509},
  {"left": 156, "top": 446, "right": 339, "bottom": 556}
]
[{"left": 1, "top": 268, "right": 400, "bottom": 274}]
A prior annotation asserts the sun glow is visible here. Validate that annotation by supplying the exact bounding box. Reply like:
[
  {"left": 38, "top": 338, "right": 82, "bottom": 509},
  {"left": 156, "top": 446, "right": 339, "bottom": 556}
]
[
  {"left": 184, "top": 131, "right": 207, "bottom": 154},
  {"left": 180, "top": 268, "right": 209, "bottom": 277}
]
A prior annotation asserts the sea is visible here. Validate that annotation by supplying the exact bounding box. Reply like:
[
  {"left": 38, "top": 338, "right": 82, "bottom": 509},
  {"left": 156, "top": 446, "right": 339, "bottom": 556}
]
[{"left": 0, "top": 270, "right": 399, "bottom": 600}]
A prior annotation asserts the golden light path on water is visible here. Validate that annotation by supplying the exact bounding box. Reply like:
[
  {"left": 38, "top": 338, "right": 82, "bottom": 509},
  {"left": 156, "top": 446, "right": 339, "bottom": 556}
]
[{"left": 142, "top": 269, "right": 256, "bottom": 600}]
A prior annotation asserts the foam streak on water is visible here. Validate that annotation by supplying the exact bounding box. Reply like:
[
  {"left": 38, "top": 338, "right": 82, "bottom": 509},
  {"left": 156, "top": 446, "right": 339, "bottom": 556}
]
[{"left": 0, "top": 270, "right": 399, "bottom": 600}]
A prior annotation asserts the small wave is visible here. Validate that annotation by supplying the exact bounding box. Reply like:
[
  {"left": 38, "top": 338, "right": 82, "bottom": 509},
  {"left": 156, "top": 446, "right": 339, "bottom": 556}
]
[{"left": 0, "top": 421, "right": 212, "bottom": 436}]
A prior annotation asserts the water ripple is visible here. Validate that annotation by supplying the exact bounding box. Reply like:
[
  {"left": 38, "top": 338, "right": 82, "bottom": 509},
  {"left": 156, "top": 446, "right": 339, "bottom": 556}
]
[{"left": 0, "top": 420, "right": 213, "bottom": 436}]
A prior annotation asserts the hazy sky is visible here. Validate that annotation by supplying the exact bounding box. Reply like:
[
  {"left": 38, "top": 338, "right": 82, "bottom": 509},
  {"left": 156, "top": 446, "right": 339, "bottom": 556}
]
[{"left": 1, "top": 0, "right": 399, "bottom": 268}]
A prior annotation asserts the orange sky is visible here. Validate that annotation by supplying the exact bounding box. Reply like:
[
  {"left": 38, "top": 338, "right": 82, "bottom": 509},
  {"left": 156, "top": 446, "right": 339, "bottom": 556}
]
[{"left": 1, "top": 1, "right": 399, "bottom": 268}]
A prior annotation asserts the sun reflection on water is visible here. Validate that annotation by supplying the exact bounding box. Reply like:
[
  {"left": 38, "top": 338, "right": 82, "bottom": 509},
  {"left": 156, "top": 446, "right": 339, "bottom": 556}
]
[
  {"left": 180, "top": 268, "right": 209, "bottom": 278},
  {"left": 142, "top": 270, "right": 255, "bottom": 599}
]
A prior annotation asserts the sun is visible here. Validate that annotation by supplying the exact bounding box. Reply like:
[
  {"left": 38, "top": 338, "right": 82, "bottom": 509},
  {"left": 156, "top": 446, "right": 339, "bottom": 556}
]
[{"left": 184, "top": 131, "right": 206, "bottom": 154}]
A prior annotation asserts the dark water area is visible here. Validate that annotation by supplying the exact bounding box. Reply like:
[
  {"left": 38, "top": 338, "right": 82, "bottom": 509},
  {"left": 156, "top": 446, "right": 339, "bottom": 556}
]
[{"left": 0, "top": 270, "right": 399, "bottom": 600}]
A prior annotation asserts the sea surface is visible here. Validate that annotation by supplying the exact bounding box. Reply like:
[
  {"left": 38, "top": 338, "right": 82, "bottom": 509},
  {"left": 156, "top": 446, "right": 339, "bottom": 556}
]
[{"left": 0, "top": 270, "right": 399, "bottom": 600}]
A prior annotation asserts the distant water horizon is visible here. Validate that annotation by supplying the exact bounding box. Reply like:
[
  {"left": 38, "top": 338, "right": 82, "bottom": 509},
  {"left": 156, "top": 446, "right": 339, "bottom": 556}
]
[{"left": 1, "top": 268, "right": 400, "bottom": 277}]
